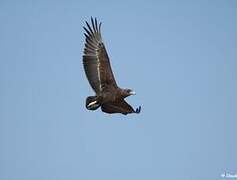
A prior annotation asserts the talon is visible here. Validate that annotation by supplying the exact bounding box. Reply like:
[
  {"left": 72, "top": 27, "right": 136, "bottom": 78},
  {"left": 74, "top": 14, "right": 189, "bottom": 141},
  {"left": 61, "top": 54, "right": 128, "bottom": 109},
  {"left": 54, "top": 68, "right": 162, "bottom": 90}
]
[{"left": 135, "top": 106, "right": 141, "bottom": 113}]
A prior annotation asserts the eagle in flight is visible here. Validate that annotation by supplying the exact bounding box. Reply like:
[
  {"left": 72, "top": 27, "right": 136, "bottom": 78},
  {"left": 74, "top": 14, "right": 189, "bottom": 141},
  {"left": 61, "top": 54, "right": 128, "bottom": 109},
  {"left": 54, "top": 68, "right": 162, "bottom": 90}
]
[{"left": 82, "top": 17, "right": 141, "bottom": 115}]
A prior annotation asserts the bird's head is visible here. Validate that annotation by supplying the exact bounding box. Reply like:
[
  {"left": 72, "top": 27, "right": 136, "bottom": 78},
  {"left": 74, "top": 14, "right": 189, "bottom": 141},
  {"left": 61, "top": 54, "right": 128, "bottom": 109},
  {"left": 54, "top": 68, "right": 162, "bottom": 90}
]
[{"left": 121, "top": 89, "right": 136, "bottom": 98}]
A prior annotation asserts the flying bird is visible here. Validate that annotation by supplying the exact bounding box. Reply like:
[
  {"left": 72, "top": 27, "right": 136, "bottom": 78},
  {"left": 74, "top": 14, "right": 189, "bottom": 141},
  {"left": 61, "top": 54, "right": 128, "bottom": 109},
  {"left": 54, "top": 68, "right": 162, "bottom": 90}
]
[{"left": 82, "top": 17, "right": 141, "bottom": 115}]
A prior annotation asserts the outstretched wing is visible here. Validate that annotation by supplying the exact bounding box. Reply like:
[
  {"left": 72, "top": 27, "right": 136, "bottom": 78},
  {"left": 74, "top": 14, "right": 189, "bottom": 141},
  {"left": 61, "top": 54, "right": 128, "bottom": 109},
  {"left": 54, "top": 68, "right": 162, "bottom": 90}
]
[
  {"left": 83, "top": 17, "right": 117, "bottom": 94},
  {"left": 101, "top": 99, "right": 141, "bottom": 115}
]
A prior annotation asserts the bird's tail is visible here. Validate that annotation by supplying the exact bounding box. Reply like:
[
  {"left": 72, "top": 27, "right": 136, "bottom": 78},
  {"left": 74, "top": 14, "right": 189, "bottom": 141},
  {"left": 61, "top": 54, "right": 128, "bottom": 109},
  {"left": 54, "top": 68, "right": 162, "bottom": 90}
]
[{"left": 85, "top": 96, "right": 101, "bottom": 110}]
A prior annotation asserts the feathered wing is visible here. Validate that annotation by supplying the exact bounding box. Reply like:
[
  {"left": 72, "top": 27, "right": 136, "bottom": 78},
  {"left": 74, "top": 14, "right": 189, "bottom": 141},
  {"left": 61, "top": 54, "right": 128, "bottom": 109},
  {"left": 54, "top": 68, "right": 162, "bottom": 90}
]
[
  {"left": 101, "top": 99, "right": 141, "bottom": 115},
  {"left": 83, "top": 17, "right": 117, "bottom": 94}
]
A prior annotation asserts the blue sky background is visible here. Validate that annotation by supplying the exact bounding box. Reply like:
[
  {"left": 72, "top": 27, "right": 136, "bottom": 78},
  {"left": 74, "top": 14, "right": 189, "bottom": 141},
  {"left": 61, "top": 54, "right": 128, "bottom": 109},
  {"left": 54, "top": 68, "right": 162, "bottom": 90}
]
[{"left": 1, "top": 0, "right": 237, "bottom": 180}]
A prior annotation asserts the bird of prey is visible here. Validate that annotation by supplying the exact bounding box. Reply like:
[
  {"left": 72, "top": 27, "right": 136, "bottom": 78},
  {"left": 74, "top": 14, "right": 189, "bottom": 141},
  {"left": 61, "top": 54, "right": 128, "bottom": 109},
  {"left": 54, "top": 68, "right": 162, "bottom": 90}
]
[{"left": 82, "top": 17, "right": 141, "bottom": 115}]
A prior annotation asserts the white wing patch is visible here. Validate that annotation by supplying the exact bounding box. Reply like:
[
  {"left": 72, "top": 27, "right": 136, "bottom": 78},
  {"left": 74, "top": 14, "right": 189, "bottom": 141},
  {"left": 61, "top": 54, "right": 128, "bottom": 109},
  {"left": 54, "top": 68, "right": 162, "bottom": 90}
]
[
  {"left": 97, "top": 55, "right": 102, "bottom": 91},
  {"left": 87, "top": 100, "right": 97, "bottom": 107}
]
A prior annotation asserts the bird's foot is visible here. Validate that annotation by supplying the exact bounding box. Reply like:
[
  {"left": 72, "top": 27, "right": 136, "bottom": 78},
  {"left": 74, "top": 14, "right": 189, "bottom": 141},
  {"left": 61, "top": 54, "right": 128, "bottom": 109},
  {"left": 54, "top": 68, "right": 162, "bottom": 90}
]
[{"left": 135, "top": 106, "right": 141, "bottom": 114}]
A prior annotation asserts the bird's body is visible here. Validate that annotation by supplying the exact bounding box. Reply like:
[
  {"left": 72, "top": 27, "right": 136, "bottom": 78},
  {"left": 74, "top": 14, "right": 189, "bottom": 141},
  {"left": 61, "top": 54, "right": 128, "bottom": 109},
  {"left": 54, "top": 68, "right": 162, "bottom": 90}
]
[{"left": 82, "top": 17, "right": 141, "bottom": 115}]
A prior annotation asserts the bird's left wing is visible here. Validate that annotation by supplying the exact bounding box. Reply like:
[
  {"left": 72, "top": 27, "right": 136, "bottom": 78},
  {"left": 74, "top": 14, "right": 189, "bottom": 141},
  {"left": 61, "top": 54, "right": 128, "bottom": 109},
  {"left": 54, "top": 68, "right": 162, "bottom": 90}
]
[{"left": 83, "top": 17, "right": 117, "bottom": 94}]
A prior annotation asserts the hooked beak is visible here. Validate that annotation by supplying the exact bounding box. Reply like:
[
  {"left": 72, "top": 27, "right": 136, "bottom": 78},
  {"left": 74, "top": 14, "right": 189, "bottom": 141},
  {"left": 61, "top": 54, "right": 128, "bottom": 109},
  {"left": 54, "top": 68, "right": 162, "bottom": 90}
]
[{"left": 129, "top": 91, "right": 136, "bottom": 95}]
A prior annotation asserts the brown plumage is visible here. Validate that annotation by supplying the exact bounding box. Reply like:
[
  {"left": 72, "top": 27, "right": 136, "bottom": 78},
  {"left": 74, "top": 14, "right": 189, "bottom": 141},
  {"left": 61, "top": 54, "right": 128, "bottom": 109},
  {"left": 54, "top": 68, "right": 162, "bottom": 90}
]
[{"left": 82, "top": 17, "right": 141, "bottom": 115}]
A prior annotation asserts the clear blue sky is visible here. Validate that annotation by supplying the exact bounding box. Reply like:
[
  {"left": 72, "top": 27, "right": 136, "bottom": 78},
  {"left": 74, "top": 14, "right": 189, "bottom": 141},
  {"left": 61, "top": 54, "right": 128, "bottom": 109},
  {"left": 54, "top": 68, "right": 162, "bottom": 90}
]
[{"left": 1, "top": 0, "right": 237, "bottom": 180}]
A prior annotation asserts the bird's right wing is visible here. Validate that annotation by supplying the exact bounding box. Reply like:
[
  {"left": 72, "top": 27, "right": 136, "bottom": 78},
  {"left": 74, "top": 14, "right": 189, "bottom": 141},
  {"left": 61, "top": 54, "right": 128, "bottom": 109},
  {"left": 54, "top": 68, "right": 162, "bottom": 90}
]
[
  {"left": 101, "top": 99, "right": 141, "bottom": 115},
  {"left": 83, "top": 18, "right": 117, "bottom": 94}
]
